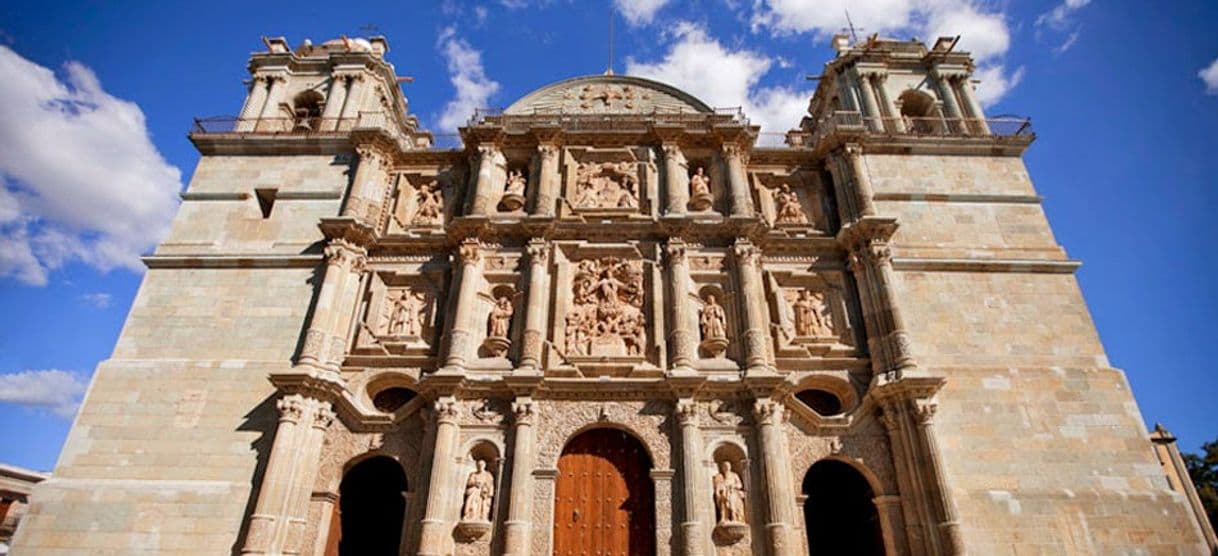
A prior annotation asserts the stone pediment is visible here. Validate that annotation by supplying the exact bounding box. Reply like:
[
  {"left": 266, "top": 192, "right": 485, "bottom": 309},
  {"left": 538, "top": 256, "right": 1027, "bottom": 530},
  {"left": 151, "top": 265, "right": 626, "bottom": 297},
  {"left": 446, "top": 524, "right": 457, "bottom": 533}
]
[{"left": 504, "top": 75, "right": 714, "bottom": 116}]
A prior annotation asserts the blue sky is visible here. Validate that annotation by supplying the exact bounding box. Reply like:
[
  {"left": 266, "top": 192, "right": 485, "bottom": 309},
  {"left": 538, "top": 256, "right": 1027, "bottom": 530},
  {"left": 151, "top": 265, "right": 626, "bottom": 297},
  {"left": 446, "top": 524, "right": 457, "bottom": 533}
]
[{"left": 0, "top": 0, "right": 1215, "bottom": 471}]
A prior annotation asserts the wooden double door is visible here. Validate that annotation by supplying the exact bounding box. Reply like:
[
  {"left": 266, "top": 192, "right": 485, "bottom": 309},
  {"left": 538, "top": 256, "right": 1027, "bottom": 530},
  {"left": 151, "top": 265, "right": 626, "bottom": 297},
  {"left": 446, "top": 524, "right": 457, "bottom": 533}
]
[{"left": 553, "top": 428, "right": 655, "bottom": 555}]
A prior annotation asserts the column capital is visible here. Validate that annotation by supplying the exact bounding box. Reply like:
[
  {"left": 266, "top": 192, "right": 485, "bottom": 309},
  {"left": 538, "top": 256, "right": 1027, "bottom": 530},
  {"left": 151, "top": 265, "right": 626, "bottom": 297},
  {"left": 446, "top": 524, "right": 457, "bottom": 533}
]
[
  {"left": 512, "top": 399, "right": 537, "bottom": 425},
  {"left": 476, "top": 142, "right": 501, "bottom": 156},
  {"left": 912, "top": 399, "right": 937, "bottom": 425},
  {"left": 752, "top": 398, "right": 786, "bottom": 426},
  {"left": 458, "top": 239, "right": 483, "bottom": 265},
  {"left": 675, "top": 399, "right": 699, "bottom": 427},
  {"left": 664, "top": 238, "right": 688, "bottom": 262},
  {"left": 721, "top": 142, "right": 748, "bottom": 161},
  {"left": 661, "top": 142, "right": 685, "bottom": 158},
  {"left": 843, "top": 142, "right": 864, "bottom": 157},
  {"left": 525, "top": 239, "right": 549, "bottom": 263},
  {"left": 324, "top": 238, "right": 368, "bottom": 271},
  {"left": 312, "top": 403, "right": 337, "bottom": 430},
  {"left": 731, "top": 239, "right": 762, "bottom": 267},
  {"left": 431, "top": 397, "right": 461, "bottom": 425},
  {"left": 536, "top": 142, "right": 560, "bottom": 158},
  {"left": 277, "top": 393, "right": 309, "bottom": 424}
]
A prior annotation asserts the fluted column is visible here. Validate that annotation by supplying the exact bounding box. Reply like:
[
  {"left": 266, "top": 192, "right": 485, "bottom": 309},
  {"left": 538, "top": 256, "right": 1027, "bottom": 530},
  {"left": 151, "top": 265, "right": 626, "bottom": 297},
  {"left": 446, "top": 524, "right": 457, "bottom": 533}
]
[
  {"left": 299, "top": 239, "right": 366, "bottom": 373},
  {"left": 503, "top": 399, "right": 537, "bottom": 556},
  {"left": 663, "top": 143, "right": 690, "bottom": 216},
  {"left": 953, "top": 76, "right": 990, "bottom": 134},
  {"left": 722, "top": 143, "right": 754, "bottom": 218},
  {"left": 872, "top": 74, "right": 905, "bottom": 133},
  {"left": 856, "top": 71, "right": 885, "bottom": 132},
  {"left": 444, "top": 240, "right": 483, "bottom": 368},
  {"left": 418, "top": 398, "right": 461, "bottom": 556},
  {"left": 340, "top": 146, "right": 387, "bottom": 226},
  {"left": 911, "top": 401, "right": 965, "bottom": 554},
  {"left": 844, "top": 144, "right": 877, "bottom": 217},
  {"left": 879, "top": 408, "right": 930, "bottom": 556},
  {"left": 933, "top": 70, "right": 965, "bottom": 133},
  {"left": 338, "top": 74, "right": 365, "bottom": 120},
  {"left": 666, "top": 239, "right": 697, "bottom": 372},
  {"left": 258, "top": 75, "right": 288, "bottom": 123},
  {"left": 846, "top": 230, "right": 915, "bottom": 377},
  {"left": 468, "top": 144, "right": 500, "bottom": 216},
  {"left": 533, "top": 143, "right": 560, "bottom": 217},
  {"left": 676, "top": 400, "right": 705, "bottom": 556},
  {"left": 238, "top": 76, "right": 270, "bottom": 131},
  {"left": 518, "top": 240, "right": 550, "bottom": 370},
  {"left": 241, "top": 394, "right": 335, "bottom": 555},
  {"left": 321, "top": 75, "right": 349, "bottom": 123},
  {"left": 754, "top": 399, "right": 797, "bottom": 556},
  {"left": 732, "top": 240, "right": 770, "bottom": 374}
]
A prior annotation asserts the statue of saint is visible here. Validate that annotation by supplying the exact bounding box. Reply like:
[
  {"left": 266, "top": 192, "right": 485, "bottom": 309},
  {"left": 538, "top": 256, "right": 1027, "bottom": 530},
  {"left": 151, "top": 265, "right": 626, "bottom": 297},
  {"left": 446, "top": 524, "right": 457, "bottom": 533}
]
[
  {"left": 689, "top": 166, "right": 710, "bottom": 196},
  {"left": 713, "top": 461, "right": 746, "bottom": 524},
  {"left": 774, "top": 183, "right": 807, "bottom": 224},
  {"left": 701, "top": 295, "right": 727, "bottom": 340},
  {"left": 488, "top": 296, "right": 513, "bottom": 338},
  {"left": 412, "top": 182, "right": 443, "bottom": 225},
  {"left": 505, "top": 169, "right": 526, "bottom": 196},
  {"left": 462, "top": 459, "right": 495, "bottom": 522},
  {"left": 389, "top": 291, "right": 424, "bottom": 336},
  {"left": 792, "top": 290, "right": 832, "bottom": 337}
]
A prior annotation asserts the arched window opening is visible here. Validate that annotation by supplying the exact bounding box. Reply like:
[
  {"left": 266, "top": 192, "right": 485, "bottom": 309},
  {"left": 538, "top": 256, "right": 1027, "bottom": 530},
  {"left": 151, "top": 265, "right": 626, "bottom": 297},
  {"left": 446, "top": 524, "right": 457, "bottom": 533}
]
[
  {"left": 795, "top": 388, "right": 844, "bottom": 417},
  {"left": 371, "top": 386, "right": 416, "bottom": 413},
  {"left": 803, "top": 460, "right": 884, "bottom": 556},
  {"left": 335, "top": 456, "right": 407, "bottom": 556},
  {"left": 897, "top": 90, "right": 942, "bottom": 135},
  {"left": 292, "top": 90, "right": 324, "bottom": 131}
]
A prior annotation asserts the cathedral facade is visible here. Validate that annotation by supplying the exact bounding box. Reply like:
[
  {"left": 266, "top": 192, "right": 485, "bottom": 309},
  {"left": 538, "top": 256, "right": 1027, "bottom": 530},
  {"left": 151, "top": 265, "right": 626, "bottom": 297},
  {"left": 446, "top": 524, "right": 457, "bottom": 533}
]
[{"left": 12, "top": 35, "right": 1215, "bottom": 555}]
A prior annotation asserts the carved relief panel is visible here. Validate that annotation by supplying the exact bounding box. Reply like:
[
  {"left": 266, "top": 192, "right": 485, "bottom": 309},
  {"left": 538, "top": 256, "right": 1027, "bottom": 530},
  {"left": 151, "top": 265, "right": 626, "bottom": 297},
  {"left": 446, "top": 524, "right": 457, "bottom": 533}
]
[
  {"left": 754, "top": 172, "right": 826, "bottom": 232},
  {"left": 561, "top": 147, "right": 658, "bottom": 218},
  {"left": 389, "top": 169, "right": 463, "bottom": 233},
  {"left": 352, "top": 258, "right": 449, "bottom": 360},
  {"left": 762, "top": 263, "right": 861, "bottom": 364},
  {"left": 549, "top": 242, "right": 662, "bottom": 376}
]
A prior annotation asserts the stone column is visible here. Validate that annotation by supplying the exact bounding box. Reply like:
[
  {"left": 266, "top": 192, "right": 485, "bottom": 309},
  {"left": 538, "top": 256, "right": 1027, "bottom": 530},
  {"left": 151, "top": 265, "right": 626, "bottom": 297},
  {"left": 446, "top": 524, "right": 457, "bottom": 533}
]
[
  {"left": 418, "top": 398, "right": 461, "bottom": 556},
  {"left": 338, "top": 74, "right": 366, "bottom": 120},
  {"left": 753, "top": 399, "right": 797, "bottom": 556},
  {"left": 855, "top": 71, "right": 885, "bottom": 132},
  {"left": 321, "top": 75, "right": 349, "bottom": 126},
  {"left": 238, "top": 76, "right": 270, "bottom": 131},
  {"left": 518, "top": 240, "right": 550, "bottom": 370},
  {"left": 468, "top": 144, "right": 500, "bottom": 216},
  {"left": 732, "top": 240, "right": 770, "bottom": 374},
  {"left": 533, "top": 143, "right": 560, "bottom": 217},
  {"left": 503, "top": 399, "right": 537, "bottom": 556},
  {"left": 953, "top": 76, "right": 990, "bottom": 134},
  {"left": 299, "top": 239, "right": 366, "bottom": 373},
  {"left": 676, "top": 400, "right": 705, "bottom": 556},
  {"left": 444, "top": 240, "right": 483, "bottom": 368},
  {"left": 663, "top": 143, "right": 689, "bottom": 216},
  {"left": 241, "top": 394, "right": 334, "bottom": 556},
  {"left": 933, "top": 71, "right": 965, "bottom": 134},
  {"left": 873, "top": 495, "right": 904, "bottom": 556},
  {"left": 665, "top": 239, "right": 697, "bottom": 372},
  {"left": 843, "top": 144, "right": 877, "bottom": 217},
  {"left": 721, "top": 143, "right": 754, "bottom": 219},
  {"left": 878, "top": 407, "right": 930, "bottom": 556},
  {"left": 340, "top": 146, "right": 387, "bottom": 226},
  {"left": 258, "top": 75, "right": 288, "bottom": 124},
  {"left": 872, "top": 74, "right": 905, "bottom": 133},
  {"left": 850, "top": 235, "right": 915, "bottom": 377},
  {"left": 911, "top": 401, "right": 965, "bottom": 555}
]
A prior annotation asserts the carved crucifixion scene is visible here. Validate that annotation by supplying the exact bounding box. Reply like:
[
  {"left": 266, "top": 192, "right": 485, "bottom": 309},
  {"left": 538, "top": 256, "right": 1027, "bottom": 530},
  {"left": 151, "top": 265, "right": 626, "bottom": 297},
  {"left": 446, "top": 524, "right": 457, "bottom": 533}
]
[{"left": 564, "top": 257, "right": 646, "bottom": 358}]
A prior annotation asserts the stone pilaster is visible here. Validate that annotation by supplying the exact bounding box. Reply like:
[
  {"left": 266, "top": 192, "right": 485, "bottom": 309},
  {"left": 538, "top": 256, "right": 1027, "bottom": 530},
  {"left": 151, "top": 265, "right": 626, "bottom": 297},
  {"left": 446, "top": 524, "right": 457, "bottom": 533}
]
[
  {"left": 878, "top": 408, "right": 929, "bottom": 556},
  {"left": 338, "top": 73, "right": 366, "bottom": 120},
  {"left": 418, "top": 398, "right": 461, "bottom": 556},
  {"left": 872, "top": 73, "right": 905, "bottom": 133},
  {"left": 722, "top": 143, "right": 754, "bottom": 218},
  {"left": 676, "top": 400, "right": 705, "bottom": 556},
  {"left": 855, "top": 70, "right": 885, "bottom": 132},
  {"left": 257, "top": 74, "right": 288, "bottom": 122},
  {"left": 665, "top": 239, "right": 697, "bottom": 371},
  {"left": 911, "top": 400, "right": 965, "bottom": 554},
  {"left": 663, "top": 143, "right": 690, "bottom": 216},
  {"left": 299, "top": 239, "right": 367, "bottom": 374},
  {"left": 932, "top": 69, "right": 965, "bottom": 132},
  {"left": 732, "top": 240, "right": 771, "bottom": 374},
  {"left": 873, "top": 495, "right": 905, "bottom": 556},
  {"left": 340, "top": 145, "right": 389, "bottom": 226},
  {"left": 444, "top": 239, "right": 483, "bottom": 368},
  {"left": 241, "top": 394, "right": 336, "bottom": 556},
  {"left": 468, "top": 144, "right": 501, "bottom": 216},
  {"left": 753, "top": 399, "right": 797, "bottom": 556},
  {"left": 953, "top": 76, "right": 990, "bottom": 134},
  {"left": 321, "top": 74, "right": 349, "bottom": 120},
  {"left": 238, "top": 76, "right": 271, "bottom": 131},
  {"left": 503, "top": 399, "right": 537, "bottom": 556},
  {"left": 840, "top": 217, "right": 914, "bottom": 379},
  {"left": 533, "top": 143, "right": 560, "bottom": 217},
  {"left": 844, "top": 143, "right": 877, "bottom": 218},
  {"left": 518, "top": 240, "right": 550, "bottom": 370}
]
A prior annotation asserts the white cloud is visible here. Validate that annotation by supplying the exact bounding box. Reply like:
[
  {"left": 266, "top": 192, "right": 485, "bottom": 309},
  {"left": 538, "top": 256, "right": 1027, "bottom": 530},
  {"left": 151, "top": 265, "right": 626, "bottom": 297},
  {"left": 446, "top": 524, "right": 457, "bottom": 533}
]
[
  {"left": 1201, "top": 58, "right": 1218, "bottom": 95},
  {"left": 80, "top": 292, "right": 112, "bottom": 308},
  {"left": 1036, "top": 0, "right": 1091, "bottom": 30},
  {"left": 615, "top": 0, "right": 670, "bottom": 26},
  {"left": 436, "top": 27, "right": 501, "bottom": 132},
  {"left": 0, "top": 47, "right": 182, "bottom": 286},
  {"left": 0, "top": 369, "right": 89, "bottom": 419},
  {"left": 1055, "top": 31, "right": 1080, "bottom": 54},
  {"left": 973, "top": 65, "right": 1024, "bottom": 106},
  {"left": 749, "top": 0, "right": 1022, "bottom": 105},
  {"left": 626, "top": 23, "right": 813, "bottom": 143}
]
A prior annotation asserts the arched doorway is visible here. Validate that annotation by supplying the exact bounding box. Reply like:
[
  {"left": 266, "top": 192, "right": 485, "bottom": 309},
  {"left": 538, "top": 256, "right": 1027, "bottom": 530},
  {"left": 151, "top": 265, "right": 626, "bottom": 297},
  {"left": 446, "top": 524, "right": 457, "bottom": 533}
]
[
  {"left": 897, "top": 90, "right": 943, "bottom": 135},
  {"left": 803, "top": 459, "right": 885, "bottom": 556},
  {"left": 553, "top": 428, "right": 655, "bottom": 555},
  {"left": 332, "top": 456, "right": 407, "bottom": 556}
]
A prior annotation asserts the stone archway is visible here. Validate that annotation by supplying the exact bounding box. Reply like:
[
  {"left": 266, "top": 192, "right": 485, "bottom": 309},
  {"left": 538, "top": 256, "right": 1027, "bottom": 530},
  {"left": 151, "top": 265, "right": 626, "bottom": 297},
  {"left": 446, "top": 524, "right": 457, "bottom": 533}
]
[
  {"left": 553, "top": 428, "right": 656, "bottom": 556},
  {"left": 332, "top": 456, "right": 407, "bottom": 556},
  {"left": 802, "top": 459, "right": 885, "bottom": 555}
]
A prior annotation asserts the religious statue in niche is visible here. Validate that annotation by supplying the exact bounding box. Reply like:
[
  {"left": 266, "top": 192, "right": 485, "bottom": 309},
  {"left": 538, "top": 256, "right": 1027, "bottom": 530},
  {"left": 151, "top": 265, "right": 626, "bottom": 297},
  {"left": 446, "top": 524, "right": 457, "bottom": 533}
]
[
  {"left": 712, "top": 460, "right": 748, "bottom": 543},
  {"left": 499, "top": 169, "right": 527, "bottom": 211},
  {"left": 411, "top": 181, "right": 444, "bottom": 226},
  {"left": 699, "top": 294, "right": 729, "bottom": 357},
  {"left": 387, "top": 289, "right": 427, "bottom": 337},
  {"left": 572, "top": 161, "right": 639, "bottom": 209},
  {"left": 688, "top": 166, "right": 713, "bottom": 211},
  {"left": 773, "top": 183, "right": 808, "bottom": 225},
  {"left": 482, "top": 296, "right": 514, "bottom": 357},
  {"left": 564, "top": 258, "right": 645, "bottom": 357},
  {"left": 792, "top": 289, "right": 834, "bottom": 337},
  {"left": 462, "top": 459, "right": 495, "bottom": 522}
]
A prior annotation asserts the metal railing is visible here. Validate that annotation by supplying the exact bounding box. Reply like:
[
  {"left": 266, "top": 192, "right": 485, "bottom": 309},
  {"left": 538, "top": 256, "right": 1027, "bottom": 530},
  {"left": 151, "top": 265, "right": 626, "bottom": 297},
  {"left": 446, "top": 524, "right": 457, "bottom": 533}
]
[
  {"left": 191, "top": 112, "right": 411, "bottom": 139},
  {"left": 808, "top": 110, "right": 1034, "bottom": 146},
  {"left": 467, "top": 105, "right": 750, "bottom": 132}
]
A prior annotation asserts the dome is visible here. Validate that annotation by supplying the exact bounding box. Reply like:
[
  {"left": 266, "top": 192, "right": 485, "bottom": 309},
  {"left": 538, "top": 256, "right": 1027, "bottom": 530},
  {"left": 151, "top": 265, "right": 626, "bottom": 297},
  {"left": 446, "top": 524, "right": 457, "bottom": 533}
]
[{"left": 504, "top": 75, "right": 713, "bottom": 116}]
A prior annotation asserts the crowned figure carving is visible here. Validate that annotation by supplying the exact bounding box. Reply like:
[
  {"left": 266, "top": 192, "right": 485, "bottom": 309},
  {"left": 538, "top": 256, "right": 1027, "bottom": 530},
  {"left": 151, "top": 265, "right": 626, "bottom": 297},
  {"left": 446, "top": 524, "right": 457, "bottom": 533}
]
[
  {"left": 573, "top": 161, "right": 639, "bottom": 209},
  {"left": 564, "top": 258, "right": 646, "bottom": 357}
]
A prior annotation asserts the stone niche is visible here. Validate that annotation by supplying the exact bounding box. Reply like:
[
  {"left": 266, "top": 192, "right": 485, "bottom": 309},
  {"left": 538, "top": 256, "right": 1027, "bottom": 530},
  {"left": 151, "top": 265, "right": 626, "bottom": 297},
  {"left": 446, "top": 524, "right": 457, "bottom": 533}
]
[
  {"left": 352, "top": 259, "right": 449, "bottom": 359},
  {"left": 561, "top": 146, "right": 658, "bottom": 219},
  {"left": 763, "top": 265, "right": 860, "bottom": 364},
  {"left": 685, "top": 250, "right": 744, "bottom": 371},
  {"left": 548, "top": 242, "right": 662, "bottom": 377},
  {"left": 754, "top": 172, "right": 826, "bottom": 233},
  {"left": 389, "top": 168, "right": 463, "bottom": 233},
  {"left": 681, "top": 150, "right": 728, "bottom": 216},
  {"left": 471, "top": 251, "right": 524, "bottom": 368}
]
